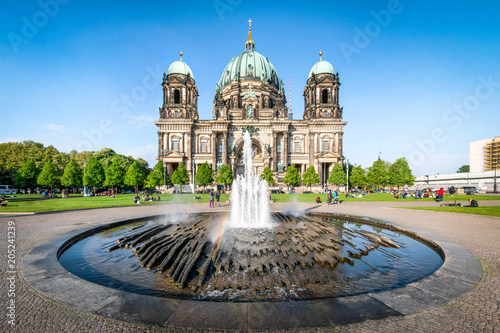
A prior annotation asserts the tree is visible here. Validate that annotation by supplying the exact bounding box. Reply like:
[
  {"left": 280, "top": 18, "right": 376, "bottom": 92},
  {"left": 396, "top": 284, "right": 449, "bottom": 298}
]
[
  {"left": 0, "top": 141, "right": 69, "bottom": 184},
  {"left": 388, "top": 157, "right": 414, "bottom": 190},
  {"left": 216, "top": 164, "right": 234, "bottom": 190},
  {"left": 15, "top": 159, "right": 38, "bottom": 189},
  {"left": 328, "top": 163, "right": 346, "bottom": 190},
  {"left": 367, "top": 160, "right": 388, "bottom": 190},
  {"left": 104, "top": 161, "right": 125, "bottom": 193},
  {"left": 60, "top": 159, "right": 83, "bottom": 193},
  {"left": 282, "top": 164, "right": 301, "bottom": 191},
  {"left": 171, "top": 162, "right": 189, "bottom": 185},
  {"left": 349, "top": 165, "right": 367, "bottom": 189},
  {"left": 302, "top": 165, "right": 320, "bottom": 190},
  {"left": 457, "top": 165, "right": 470, "bottom": 173},
  {"left": 83, "top": 157, "right": 105, "bottom": 192},
  {"left": 195, "top": 162, "right": 214, "bottom": 189},
  {"left": 37, "top": 159, "right": 60, "bottom": 189},
  {"left": 260, "top": 166, "right": 276, "bottom": 186},
  {"left": 124, "top": 161, "right": 146, "bottom": 193},
  {"left": 146, "top": 161, "right": 169, "bottom": 188}
]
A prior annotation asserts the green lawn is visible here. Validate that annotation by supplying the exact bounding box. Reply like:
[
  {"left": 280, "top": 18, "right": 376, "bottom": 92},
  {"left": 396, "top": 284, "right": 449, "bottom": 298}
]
[
  {"left": 270, "top": 193, "right": 500, "bottom": 203},
  {"left": 1, "top": 192, "right": 498, "bottom": 213},
  {"left": 0, "top": 193, "right": 229, "bottom": 213},
  {"left": 401, "top": 206, "right": 500, "bottom": 217}
]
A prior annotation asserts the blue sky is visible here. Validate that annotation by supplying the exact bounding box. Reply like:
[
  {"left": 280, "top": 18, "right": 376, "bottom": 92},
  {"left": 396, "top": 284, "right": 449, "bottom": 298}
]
[{"left": 1, "top": 0, "right": 499, "bottom": 175}]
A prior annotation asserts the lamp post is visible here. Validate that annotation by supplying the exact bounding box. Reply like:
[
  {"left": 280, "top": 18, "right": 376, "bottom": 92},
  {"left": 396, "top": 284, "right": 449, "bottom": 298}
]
[
  {"left": 192, "top": 160, "right": 195, "bottom": 190},
  {"left": 83, "top": 160, "right": 87, "bottom": 197},
  {"left": 346, "top": 158, "right": 349, "bottom": 195},
  {"left": 163, "top": 162, "right": 166, "bottom": 194},
  {"left": 494, "top": 157, "right": 499, "bottom": 194}
]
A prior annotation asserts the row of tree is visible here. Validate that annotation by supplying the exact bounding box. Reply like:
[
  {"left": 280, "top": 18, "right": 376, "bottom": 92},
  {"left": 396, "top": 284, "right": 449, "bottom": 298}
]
[
  {"left": 274, "top": 157, "right": 414, "bottom": 190},
  {"left": 2, "top": 140, "right": 415, "bottom": 192}
]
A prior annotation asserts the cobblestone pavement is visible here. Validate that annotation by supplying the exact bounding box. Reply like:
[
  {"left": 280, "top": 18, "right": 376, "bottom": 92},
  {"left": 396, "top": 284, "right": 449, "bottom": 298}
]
[{"left": 1, "top": 201, "right": 499, "bottom": 333}]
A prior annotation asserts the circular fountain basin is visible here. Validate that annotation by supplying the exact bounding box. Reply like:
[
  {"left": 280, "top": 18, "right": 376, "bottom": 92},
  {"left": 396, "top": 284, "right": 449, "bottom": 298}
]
[{"left": 58, "top": 212, "right": 444, "bottom": 302}]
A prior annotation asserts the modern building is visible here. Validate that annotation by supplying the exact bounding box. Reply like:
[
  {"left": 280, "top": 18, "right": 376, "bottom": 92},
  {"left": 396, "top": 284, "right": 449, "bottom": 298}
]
[
  {"left": 470, "top": 137, "right": 500, "bottom": 173},
  {"left": 155, "top": 22, "right": 347, "bottom": 186}
]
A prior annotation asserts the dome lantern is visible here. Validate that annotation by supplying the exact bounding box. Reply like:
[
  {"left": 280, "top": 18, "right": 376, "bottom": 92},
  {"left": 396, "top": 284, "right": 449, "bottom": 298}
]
[{"left": 245, "top": 19, "right": 255, "bottom": 52}]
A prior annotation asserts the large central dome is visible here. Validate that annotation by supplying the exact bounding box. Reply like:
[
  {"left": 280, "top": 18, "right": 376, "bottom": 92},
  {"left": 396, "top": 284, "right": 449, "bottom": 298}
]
[
  {"left": 217, "top": 50, "right": 281, "bottom": 91},
  {"left": 217, "top": 21, "right": 282, "bottom": 92}
]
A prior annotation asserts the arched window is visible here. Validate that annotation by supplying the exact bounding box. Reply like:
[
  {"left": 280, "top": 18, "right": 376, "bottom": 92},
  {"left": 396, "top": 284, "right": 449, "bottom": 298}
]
[
  {"left": 173, "top": 89, "right": 180, "bottom": 104},
  {"left": 322, "top": 89, "right": 328, "bottom": 103}
]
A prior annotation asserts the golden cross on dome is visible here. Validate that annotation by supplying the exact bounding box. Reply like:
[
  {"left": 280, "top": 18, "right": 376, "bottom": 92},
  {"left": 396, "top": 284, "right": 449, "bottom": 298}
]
[{"left": 248, "top": 19, "right": 252, "bottom": 28}]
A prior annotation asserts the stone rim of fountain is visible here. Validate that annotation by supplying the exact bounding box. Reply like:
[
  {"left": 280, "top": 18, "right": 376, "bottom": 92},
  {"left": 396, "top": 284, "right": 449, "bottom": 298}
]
[{"left": 21, "top": 210, "right": 481, "bottom": 329}]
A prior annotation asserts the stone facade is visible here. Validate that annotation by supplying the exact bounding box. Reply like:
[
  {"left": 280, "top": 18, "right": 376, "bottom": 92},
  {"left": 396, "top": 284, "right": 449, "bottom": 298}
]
[{"left": 155, "top": 26, "right": 347, "bottom": 187}]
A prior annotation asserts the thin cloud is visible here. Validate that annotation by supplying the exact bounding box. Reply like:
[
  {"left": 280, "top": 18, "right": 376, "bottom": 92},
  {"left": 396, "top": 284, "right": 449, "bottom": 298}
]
[{"left": 41, "top": 124, "right": 65, "bottom": 131}]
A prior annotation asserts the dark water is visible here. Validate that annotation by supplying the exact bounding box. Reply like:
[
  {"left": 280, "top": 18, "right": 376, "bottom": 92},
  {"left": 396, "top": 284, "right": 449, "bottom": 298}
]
[{"left": 58, "top": 214, "right": 444, "bottom": 301}]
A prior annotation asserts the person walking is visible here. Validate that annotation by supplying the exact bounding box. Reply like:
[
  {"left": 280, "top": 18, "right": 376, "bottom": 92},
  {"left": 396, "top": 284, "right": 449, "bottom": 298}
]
[
  {"left": 209, "top": 190, "right": 214, "bottom": 208},
  {"left": 215, "top": 190, "right": 220, "bottom": 206}
]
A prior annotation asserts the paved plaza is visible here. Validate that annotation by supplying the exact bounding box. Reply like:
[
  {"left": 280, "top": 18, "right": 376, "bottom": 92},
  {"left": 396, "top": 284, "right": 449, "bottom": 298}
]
[{"left": 1, "top": 200, "right": 499, "bottom": 332}]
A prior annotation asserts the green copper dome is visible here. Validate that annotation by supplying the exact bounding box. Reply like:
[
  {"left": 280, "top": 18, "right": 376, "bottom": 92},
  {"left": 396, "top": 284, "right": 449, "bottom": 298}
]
[
  {"left": 308, "top": 60, "right": 334, "bottom": 78},
  {"left": 168, "top": 52, "right": 194, "bottom": 78},
  {"left": 308, "top": 52, "right": 334, "bottom": 78},
  {"left": 217, "top": 50, "right": 281, "bottom": 91}
]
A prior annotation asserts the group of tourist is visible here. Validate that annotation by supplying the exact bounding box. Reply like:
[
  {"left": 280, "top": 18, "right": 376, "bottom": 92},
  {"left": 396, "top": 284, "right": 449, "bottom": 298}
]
[
  {"left": 209, "top": 190, "right": 220, "bottom": 208},
  {"left": 41, "top": 190, "right": 58, "bottom": 199},
  {"left": 133, "top": 193, "right": 161, "bottom": 204}
]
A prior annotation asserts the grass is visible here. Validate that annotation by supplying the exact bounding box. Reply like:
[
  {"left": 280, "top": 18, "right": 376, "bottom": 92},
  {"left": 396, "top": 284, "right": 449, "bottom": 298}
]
[
  {"left": 1, "top": 192, "right": 498, "bottom": 213},
  {"left": 401, "top": 206, "right": 500, "bottom": 217},
  {"left": 0, "top": 193, "right": 230, "bottom": 213},
  {"left": 269, "top": 193, "right": 500, "bottom": 203}
]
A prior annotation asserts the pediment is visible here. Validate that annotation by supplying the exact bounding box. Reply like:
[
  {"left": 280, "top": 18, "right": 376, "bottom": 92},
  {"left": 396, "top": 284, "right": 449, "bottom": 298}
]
[
  {"left": 316, "top": 151, "right": 340, "bottom": 159},
  {"left": 165, "top": 151, "right": 185, "bottom": 158}
]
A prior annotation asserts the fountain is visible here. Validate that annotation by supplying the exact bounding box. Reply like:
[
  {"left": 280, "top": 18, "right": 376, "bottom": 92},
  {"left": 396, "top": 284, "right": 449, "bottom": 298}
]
[
  {"left": 57, "top": 131, "right": 444, "bottom": 302},
  {"left": 229, "top": 131, "right": 272, "bottom": 229}
]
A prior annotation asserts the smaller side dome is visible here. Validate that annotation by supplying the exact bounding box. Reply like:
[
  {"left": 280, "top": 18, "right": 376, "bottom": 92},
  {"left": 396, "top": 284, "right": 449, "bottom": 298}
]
[
  {"left": 308, "top": 60, "right": 334, "bottom": 78},
  {"left": 167, "top": 52, "right": 194, "bottom": 78},
  {"left": 168, "top": 61, "right": 193, "bottom": 77},
  {"left": 308, "top": 51, "right": 334, "bottom": 78}
]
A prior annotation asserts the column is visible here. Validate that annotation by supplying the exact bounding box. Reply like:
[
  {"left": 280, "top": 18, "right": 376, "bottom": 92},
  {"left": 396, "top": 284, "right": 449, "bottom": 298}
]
[
  {"left": 335, "top": 132, "right": 339, "bottom": 154},
  {"left": 283, "top": 131, "right": 289, "bottom": 167},
  {"left": 212, "top": 132, "right": 217, "bottom": 171},
  {"left": 272, "top": 132, "right": 277, "bottom": 171},
  {"left": 318, "top": 162, "right": 322, "bottom": 186},
  {"left": 222, "top": 131, "right": 228, "bottom": 165},
  {"left": 186, "top": 129, "right": 192, "bottom": 175},
  {"left": 309, "top": 132, "right": 314, "bottom": 167},
  {"left": 313, "top": 133, "right": 317, "bottom": 153},
  {"left": 158, "top": 132, "right": 162, "bottom": 158},
  {"left": 338, "top": 133, "right": 343, "bottom": 159}
]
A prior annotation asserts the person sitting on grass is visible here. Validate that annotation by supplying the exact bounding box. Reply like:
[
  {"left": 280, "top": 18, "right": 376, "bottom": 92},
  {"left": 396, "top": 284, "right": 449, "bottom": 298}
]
[
  {"left": 155, "top": 194, "right": 161, "bottom": 201},
  {"left": 0, "top": 196, "right": 7, "bottom": 206},
  {"left": 134, "top": 194, "right": 140, "bottom": 204},
  {"left": 464, "top": 198, "right": 478, "bottom": 207},
  {"left": 316, "top": 197, "right": 321, "bottom": 204}
]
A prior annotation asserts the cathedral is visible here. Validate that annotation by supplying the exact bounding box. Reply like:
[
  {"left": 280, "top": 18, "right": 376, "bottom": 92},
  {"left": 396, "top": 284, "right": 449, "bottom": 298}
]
[{"left": 155, "top": 22, "right": 347, "bottom": 187}]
